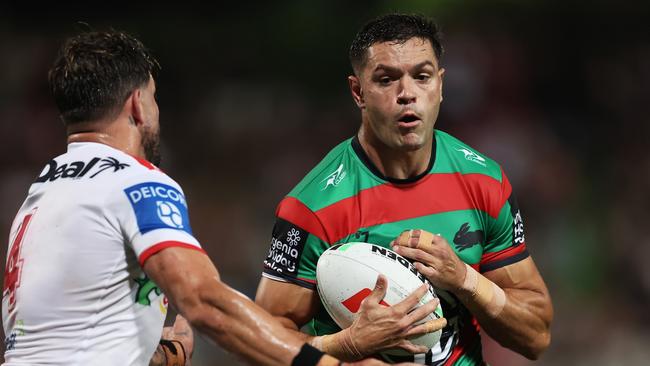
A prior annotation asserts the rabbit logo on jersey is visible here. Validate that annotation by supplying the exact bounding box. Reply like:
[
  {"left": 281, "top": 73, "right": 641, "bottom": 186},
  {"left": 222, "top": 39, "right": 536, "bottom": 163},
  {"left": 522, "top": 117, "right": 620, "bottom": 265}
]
[{"left": 125, "top": 182, "right": 193, "bottom": 235}]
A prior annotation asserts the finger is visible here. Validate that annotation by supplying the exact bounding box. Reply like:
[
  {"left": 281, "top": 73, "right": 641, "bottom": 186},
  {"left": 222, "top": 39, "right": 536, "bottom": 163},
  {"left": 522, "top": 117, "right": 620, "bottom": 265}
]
[
  {"left": 364, "top": 274, "right": 388, "bottom": 305},
  {"left": 394, "top": 230, "right": 413, "bottom": 247},
  {"left": 395, "top": 340, "right": 429, "bottom": 354},
  {"left": 414, "top": 262, "right": 436, "bottom": 278},
  {"left": 405, "top": 317, "right": 448, "bottom": 337},
  {"left": 430, "top": 233, "right": 447, "bottom": 246},
  {"left": 393, "top": 245, "right": 436, "bottom": 264},
  {"left": 403, "top": 298, "right": 439, "bottom": 325},
  {"left": 393, "top": 229, "right": 435, "bottom": 250},
  {"left": 393, "top": 283, "right": 428, "bottom": 313}
]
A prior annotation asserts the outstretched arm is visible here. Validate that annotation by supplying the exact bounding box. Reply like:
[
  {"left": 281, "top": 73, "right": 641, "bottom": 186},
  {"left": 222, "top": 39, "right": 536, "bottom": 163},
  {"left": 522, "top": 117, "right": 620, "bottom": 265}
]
[
  {"left": 143, "top": 247, "right": 340, "bottom": 366},
  {"left": 392, "top": 230, "right": 553, "bottom": 360}
]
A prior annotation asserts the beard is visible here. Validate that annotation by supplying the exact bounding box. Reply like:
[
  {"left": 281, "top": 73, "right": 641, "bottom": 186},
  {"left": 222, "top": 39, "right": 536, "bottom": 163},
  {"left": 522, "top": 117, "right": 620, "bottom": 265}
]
[{"left": 142, "top": 124, "right": 162, "bottom": 166}]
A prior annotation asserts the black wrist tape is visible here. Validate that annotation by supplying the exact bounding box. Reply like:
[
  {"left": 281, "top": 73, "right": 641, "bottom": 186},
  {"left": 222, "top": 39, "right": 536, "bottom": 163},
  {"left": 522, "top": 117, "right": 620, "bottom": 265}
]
[{"left": 291, "top": 343, "right": 325, "bottom": 366}]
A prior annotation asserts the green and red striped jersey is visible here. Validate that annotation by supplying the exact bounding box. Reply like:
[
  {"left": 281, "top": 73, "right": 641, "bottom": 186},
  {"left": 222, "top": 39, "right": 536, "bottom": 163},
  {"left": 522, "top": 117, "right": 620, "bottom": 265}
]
[{"left": 262, "top": 130, "right": 528, "bottom": 365}]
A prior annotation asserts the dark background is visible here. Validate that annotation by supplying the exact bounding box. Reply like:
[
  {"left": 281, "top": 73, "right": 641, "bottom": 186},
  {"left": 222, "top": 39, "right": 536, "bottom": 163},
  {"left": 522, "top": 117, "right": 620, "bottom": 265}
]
[{"left": 1, "top": 1, "right": 649, "bottom": 364}]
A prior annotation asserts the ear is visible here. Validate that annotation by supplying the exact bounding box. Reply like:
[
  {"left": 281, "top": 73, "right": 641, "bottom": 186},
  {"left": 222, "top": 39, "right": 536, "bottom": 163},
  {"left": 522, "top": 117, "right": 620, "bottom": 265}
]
[
  {"left": 438, "top": 67, "right": 445, "bottom": 102},
  {"left": 130, "top": 88, "right": 146, "bottom": 127},
  {"left": 348, "top": 75, "right": 365, "bottom": 109}
]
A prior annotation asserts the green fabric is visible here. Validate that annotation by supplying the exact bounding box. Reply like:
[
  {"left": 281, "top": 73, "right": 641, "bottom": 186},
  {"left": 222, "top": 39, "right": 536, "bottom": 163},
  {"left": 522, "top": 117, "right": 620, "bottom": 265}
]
[{"left": 277, "top": 130, "right": 524, "bottom": 365}]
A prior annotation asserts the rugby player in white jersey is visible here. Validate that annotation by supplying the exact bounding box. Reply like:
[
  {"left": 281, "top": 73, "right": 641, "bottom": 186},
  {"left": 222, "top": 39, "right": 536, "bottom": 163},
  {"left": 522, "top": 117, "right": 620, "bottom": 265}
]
[{"left": 1, "top": 30, "right": 406, "bottom": 366}]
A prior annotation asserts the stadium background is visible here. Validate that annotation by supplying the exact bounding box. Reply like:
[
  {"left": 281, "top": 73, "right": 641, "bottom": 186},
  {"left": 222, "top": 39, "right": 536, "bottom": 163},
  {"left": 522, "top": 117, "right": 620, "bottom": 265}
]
[{"left": 1, "top": 1, "right": 649, "bottom": 364}]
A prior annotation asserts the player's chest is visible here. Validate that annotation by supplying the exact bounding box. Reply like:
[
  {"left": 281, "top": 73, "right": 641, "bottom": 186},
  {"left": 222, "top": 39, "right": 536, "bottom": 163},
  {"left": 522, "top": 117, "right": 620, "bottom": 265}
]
[{"left": 335, "top": 210, "right": 487, "bottom": 265}]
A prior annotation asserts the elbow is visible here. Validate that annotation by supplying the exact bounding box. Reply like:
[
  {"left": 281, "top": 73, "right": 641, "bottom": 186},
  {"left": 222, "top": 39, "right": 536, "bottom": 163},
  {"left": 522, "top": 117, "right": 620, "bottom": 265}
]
[{"left": 522, "top": 331, "right": 551, "bottom": 360}]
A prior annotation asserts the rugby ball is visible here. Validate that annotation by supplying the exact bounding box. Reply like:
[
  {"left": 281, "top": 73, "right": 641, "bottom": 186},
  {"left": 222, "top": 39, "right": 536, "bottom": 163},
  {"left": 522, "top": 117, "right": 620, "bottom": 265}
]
[{"left": 316, "top": 242, "right": 443, "bottom": 356}]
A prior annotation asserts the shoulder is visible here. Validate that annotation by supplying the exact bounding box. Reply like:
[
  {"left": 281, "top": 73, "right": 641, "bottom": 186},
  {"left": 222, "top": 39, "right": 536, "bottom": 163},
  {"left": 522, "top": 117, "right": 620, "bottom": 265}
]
[
  {"left": 63, "top": 144, "right": 187, "bottom": 205},
  {"left": 284, "top": 138, "right": 356, "bottom": 211},
  {"left": 434, "top": 129, "right": 505, "bottom": 183}
]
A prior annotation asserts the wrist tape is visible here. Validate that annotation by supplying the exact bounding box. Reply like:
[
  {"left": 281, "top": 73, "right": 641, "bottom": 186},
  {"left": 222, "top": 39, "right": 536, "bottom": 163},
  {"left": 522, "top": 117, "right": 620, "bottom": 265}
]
[
  {"left": 462, "top": 263, "right": 506, "bottom": 318},
  {"left": 159, "top": 339, "right": 186, "bottom": 366}
]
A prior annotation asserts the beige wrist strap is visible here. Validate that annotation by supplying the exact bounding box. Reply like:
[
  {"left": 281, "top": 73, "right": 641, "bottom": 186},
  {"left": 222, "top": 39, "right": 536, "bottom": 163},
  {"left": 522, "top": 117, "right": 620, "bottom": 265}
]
[
  {"left": 462, "top": 263, "right": 506, "bottom": 318},
  {"left": 310, "top": 328, "right": 363, "bottom": 360}
]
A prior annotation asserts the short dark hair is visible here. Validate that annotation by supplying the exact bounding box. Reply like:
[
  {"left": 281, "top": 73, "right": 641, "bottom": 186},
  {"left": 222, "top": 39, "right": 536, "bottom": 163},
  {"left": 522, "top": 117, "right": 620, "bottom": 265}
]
[
  {"left": 349, "top": 14, "right": 443, "bottom": 74},
  {"left": 48, "top": 30, "right": 160, "bottom": 125}
]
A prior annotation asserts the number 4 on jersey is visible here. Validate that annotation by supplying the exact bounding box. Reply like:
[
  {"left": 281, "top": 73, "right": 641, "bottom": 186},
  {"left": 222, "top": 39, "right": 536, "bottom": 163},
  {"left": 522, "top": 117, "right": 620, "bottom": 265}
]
[{"left": 3, "top": 209, "right": 36, "bottom": 313}]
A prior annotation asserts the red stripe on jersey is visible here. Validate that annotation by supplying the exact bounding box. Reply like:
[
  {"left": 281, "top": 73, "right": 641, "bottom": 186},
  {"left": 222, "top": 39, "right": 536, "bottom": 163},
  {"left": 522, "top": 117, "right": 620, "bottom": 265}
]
[
  {"left": 499, "top": 167, "right": 512, "bottom": 211},
  {"left": 129, "top": 154, "right": 160, "bottom": 171},
  {"left": 276, "top": 197, "right": 330, "bottom": 243},
  {"left": 315, "top": 173, "right": 505, "bottom": 245},
  {"left": 479, "top": 243, "right": 527, "bottom": 267},
  {"left": 139, "top": 241, "right": 207, "bottom": 266},
  {"left": 297, "top": 277, "right": 316, "bottom": 284}
]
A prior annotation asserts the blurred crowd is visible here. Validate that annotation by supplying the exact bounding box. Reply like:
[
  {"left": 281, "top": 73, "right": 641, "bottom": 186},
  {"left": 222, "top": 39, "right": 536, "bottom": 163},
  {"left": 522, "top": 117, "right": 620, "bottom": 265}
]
[{"left": 1, "top": 2, "right": 649, "bottom": 364}]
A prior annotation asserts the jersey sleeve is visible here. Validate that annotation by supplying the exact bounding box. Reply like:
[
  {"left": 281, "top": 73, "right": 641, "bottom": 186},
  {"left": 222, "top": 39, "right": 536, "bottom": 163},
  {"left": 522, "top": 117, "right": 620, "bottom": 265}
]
[
  {"left": 107, "top": 170, "right": 205, "bottom": 266},
  {"left": 480, "top": 169, "right": 529, "bottom": 273},
  {"left": 262, "top": 197, "right": 330, "bottom": 290}
]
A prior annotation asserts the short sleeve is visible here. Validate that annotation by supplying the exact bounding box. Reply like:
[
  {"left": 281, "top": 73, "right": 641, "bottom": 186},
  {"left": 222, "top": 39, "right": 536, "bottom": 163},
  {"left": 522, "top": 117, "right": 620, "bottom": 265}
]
[
  {"left": 262, "top": 197, "right": 330, "bottom": 290},
  {"left": 479, "top": 170, "right": 529, "bottom": 273},
  {"left": 107, "top": 170, "right": 204, "bottom": 266}
]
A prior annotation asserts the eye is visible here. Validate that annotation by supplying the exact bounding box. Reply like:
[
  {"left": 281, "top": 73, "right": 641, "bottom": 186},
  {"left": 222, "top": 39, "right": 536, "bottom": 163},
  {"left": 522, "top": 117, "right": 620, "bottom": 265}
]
[
  {"left": 379, "top": 76, "right": 392, "bottom": 85},
  {"left": 416, "top": 73, "right": 431, "bottom": 81}
]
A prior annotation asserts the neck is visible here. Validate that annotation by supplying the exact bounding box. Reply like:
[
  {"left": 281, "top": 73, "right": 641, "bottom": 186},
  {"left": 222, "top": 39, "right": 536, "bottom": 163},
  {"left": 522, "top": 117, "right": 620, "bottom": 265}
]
[
  {"left": 357, "top": 127, "right": 433, "bottom": 180},
  {"left": 66, "top": 118, "right": 144, "bottom": 159}
]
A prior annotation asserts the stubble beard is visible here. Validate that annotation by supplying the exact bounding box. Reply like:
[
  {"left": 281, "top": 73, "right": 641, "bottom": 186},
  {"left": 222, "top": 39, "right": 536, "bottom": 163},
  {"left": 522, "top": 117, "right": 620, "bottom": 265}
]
[{"left": 142, "top": 125, "right": 162, "bottom": 166}]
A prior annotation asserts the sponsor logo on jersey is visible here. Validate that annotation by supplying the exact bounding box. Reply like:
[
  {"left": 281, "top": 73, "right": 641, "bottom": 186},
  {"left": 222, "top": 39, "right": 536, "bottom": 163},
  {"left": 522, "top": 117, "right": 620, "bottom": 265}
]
[
  {"left": 135, "top": 275, "right": 162, "bottom": 306},
  {"left": 124, "top": 182, "right": 193, "bottom": 235},
  {"left": 513, "top": 209, "right": 525, "bottom": 245},
  {"left": 508, "top": 194, "right": 525, "bottom": 246},
  {"left": 456, "top": 147, "right": 486, "bottom": 167},
  {"left": 264, "top": 219, "right": 308, "bottom": 275},
  {"left": 35, "top": 156, "right": 130, "bottom": 182},
  {"left": 453, "top": 222, "right": 484, "bottom": 251},
  {"left": 320, "top": 164, "right": 346, "bottom": 190}
]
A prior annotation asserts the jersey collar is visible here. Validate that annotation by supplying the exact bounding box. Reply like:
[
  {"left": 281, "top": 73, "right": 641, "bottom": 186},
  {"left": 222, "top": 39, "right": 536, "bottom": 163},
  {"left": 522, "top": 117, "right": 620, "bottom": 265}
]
[{"left": 351, "top": 132, "right": 436, "bottom": 184}]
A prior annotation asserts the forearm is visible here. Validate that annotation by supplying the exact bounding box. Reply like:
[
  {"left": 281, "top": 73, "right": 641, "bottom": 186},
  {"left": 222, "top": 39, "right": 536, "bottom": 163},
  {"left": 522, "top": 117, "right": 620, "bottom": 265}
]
[
  {"left": 268, "top": 316, "right": 362, "bottom": 362},
  {"left": 178, "top": 279, "right": 306, "bottom": 366},
  {"left": 455, "top": 264, "right": 552, "bottom": 359}
]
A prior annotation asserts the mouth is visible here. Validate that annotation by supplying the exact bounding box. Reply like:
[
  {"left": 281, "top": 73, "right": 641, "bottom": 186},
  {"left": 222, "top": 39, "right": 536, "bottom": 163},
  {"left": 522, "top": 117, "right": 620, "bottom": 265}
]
[{"left": 397, "top": 113, "right": 422, "bottom": 128}]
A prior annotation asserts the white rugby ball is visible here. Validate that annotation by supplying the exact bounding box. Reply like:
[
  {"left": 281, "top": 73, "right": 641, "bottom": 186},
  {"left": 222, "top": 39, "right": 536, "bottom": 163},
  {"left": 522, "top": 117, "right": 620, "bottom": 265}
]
[{"left": 316, "top": 242, "right": 443, "bottom": 356}]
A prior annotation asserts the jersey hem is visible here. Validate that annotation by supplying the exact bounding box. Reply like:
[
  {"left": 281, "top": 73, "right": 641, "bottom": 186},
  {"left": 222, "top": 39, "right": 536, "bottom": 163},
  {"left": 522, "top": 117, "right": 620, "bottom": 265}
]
[
  {"left": 479, "top": 246, "right": 529, "bottom": 272},
  {"left": 262, "top": 269, "right": 317, "bottom": 290}
]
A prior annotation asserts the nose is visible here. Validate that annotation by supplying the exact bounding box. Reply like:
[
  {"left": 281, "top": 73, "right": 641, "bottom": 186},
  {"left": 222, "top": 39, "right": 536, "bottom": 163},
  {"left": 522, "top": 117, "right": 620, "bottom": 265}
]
[{"left": 397, "top": 78, "right": 416, "bottom": 105}]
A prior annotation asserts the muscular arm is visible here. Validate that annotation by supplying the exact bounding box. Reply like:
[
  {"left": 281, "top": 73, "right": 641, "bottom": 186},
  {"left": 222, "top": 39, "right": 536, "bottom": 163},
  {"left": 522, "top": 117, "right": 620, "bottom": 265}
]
[
  {"left": 143, "top": 247, "right": 337, "bottom": 366},
  {"left": 393, "top": 230, "right": 553, "bottom": 360},
  {"left": 456, "top": 258, "right": 552, "bottom": 359},
  {"left": 255, "top": 277, "right": 321, "bottom": 335}
]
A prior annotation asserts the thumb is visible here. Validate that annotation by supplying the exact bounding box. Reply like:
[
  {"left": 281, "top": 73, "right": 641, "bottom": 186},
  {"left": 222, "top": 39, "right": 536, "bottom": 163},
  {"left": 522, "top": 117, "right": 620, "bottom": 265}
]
[{"left": 365, "top": 274, "right": 388, "bottom": 305}]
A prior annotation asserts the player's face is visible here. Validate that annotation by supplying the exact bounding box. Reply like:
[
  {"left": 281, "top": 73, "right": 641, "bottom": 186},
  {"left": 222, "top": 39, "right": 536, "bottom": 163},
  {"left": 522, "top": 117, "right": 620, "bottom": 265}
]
[
  {"left": 140, "top": 76, "right": 161, "bottom": 165},
  {"left": 351, "top": 38, "right": 444, "bottom": 151}
]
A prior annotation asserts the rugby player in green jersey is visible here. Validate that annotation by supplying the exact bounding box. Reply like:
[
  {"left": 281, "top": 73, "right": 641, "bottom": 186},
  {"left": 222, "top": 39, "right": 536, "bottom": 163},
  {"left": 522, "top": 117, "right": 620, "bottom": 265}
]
[{"left": 255, "top": 14, "right": 553, "bottom": 365}]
